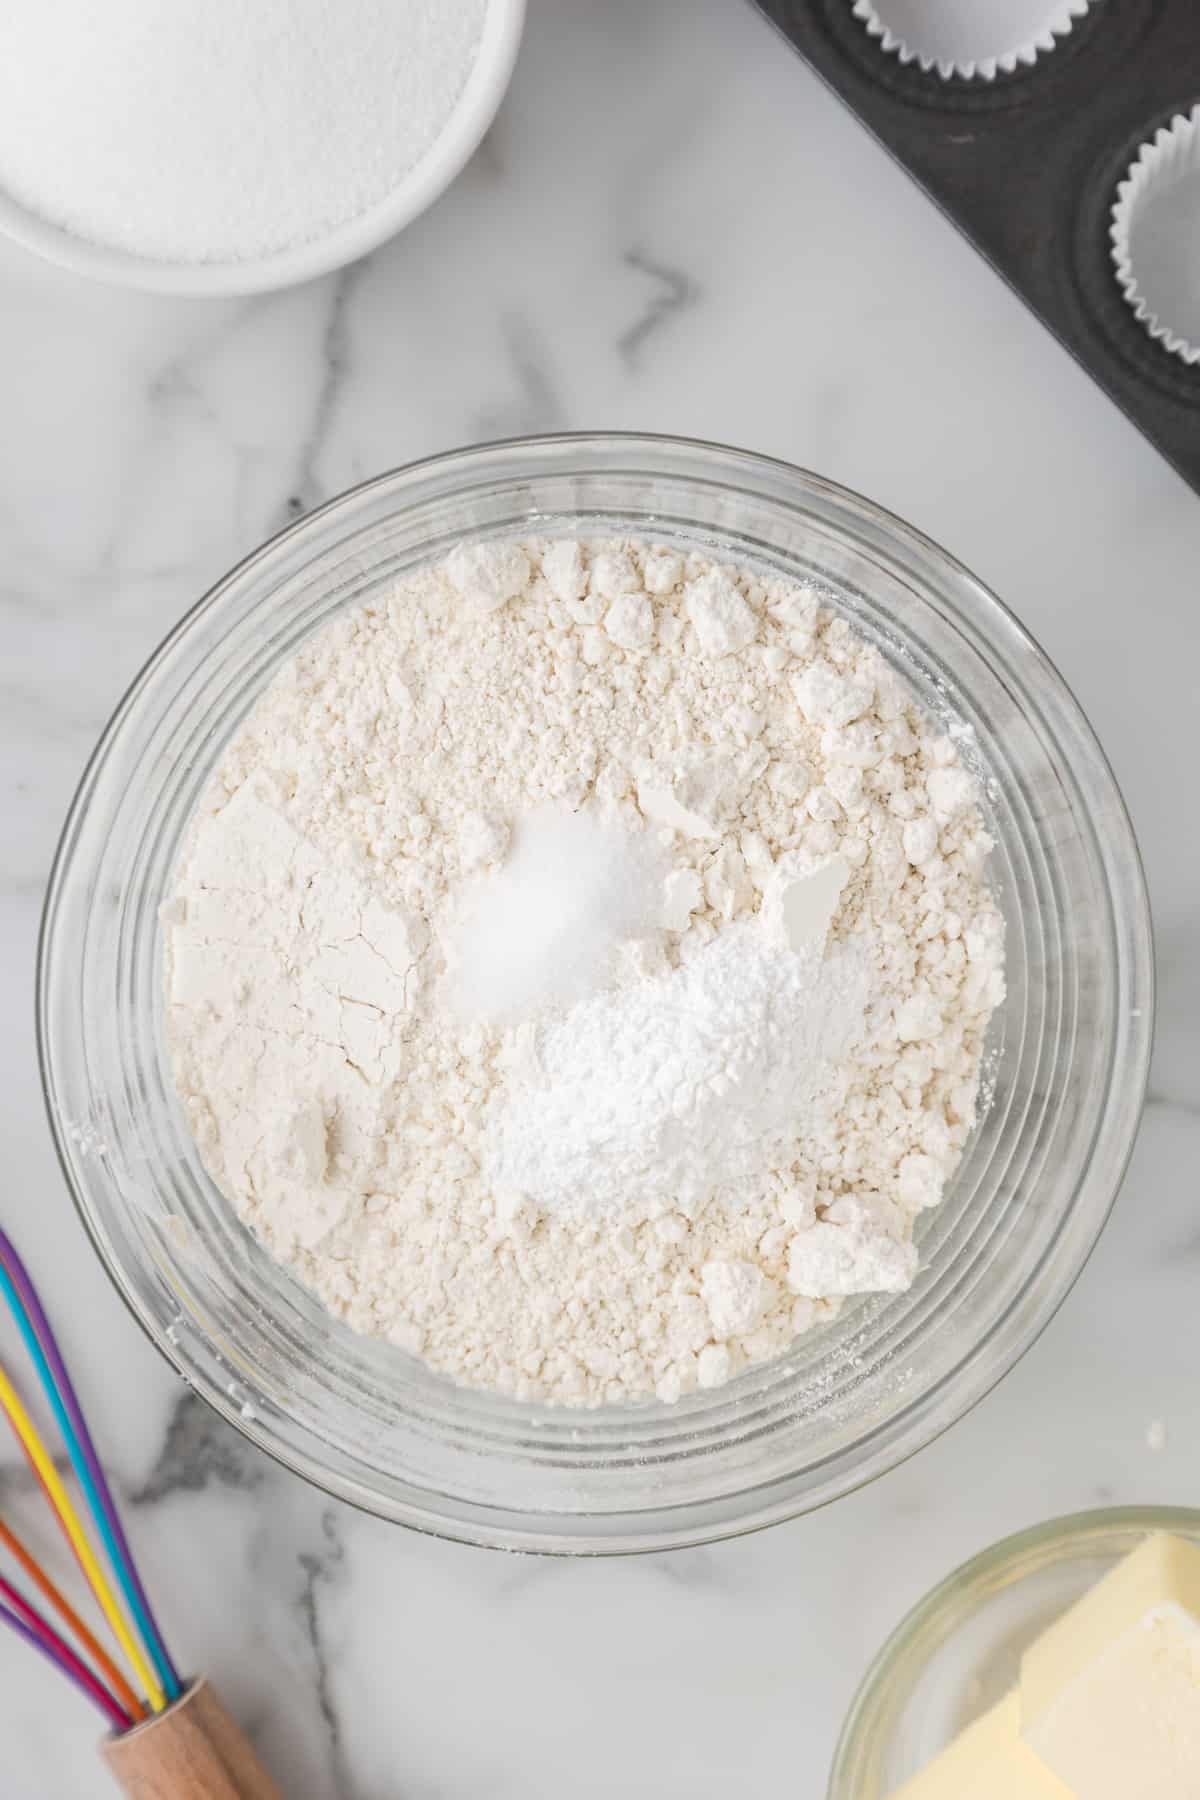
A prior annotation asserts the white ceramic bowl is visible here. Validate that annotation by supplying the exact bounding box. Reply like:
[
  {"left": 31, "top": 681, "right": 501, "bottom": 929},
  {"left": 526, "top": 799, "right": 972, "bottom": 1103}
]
[{"left": 0, "top": 0, "right": 524, "bottom": 296}]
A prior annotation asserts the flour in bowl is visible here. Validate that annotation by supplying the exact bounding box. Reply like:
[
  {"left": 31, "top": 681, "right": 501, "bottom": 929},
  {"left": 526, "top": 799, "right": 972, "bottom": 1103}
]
[{"left": 164, "top": 537, "right": 1005, "bottom": 1406}]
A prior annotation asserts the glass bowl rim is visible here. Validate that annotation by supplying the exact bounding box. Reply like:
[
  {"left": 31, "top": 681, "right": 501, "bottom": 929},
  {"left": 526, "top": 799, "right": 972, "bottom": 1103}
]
[{"left": 36, "top": 431, "right": 1156, "bottom": 1551}]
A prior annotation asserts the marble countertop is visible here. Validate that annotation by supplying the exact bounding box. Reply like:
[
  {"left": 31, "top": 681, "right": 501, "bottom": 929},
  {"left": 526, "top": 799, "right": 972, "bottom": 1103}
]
[{"left": 3, "top": 1, "right": 1198, "bottom": 1793}]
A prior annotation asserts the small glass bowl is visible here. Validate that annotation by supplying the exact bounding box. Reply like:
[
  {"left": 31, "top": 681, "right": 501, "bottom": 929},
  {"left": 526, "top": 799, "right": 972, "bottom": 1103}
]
[
  {"left": 38, "top": 435, "right": 1153, "bottom": 1552},
  {"left": 828, "top": 1505, "right": 1200, "bottom": 1795}
]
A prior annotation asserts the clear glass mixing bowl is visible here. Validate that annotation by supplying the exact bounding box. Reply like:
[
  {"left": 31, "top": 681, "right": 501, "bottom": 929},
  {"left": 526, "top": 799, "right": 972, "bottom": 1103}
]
[
  {"left": 828, "top": 1506, "right": 1200, "bottom": 1795},
  {"left": 38, "top": 435, "right": 1153, "bottom": 1552}
]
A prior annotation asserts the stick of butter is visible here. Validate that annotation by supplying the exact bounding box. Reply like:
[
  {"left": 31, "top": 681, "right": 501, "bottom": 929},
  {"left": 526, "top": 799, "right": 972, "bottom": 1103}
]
[
  {"left": 893, "top": 1693, "right": 1070, "bottom": 1797},
  {"left": 890, "top": 1534, "right": 1200, "bottom": 1797},
  {"left": 1020, "top": 1532, "right": 1200, "bottom": 1796}
]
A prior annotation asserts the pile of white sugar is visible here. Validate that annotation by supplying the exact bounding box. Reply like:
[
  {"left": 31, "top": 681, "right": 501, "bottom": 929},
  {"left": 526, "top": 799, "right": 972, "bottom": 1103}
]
[
  {"left": 165, "top": 536, "right": 1005, "bottom": 1407},
  {"left": 0, "top": 0, "right": 486, "bottom": 262}
]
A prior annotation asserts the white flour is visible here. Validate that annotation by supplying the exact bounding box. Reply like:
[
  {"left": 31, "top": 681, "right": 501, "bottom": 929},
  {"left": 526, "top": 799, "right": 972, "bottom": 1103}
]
[
  {"left": 0, "top": 0, "right": 486, "bottom": 261},
  {"left": 165, "top": 536, "right": 1005, "bottom": 1406}
]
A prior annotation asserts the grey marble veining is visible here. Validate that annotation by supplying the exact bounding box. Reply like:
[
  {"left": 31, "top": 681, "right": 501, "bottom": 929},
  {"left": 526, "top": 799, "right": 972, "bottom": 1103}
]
[
  {"left": 1, "top": 0, "right": 1198, "bottom": 1794},
  {"left": 616, "top": 249, "right": 702, "bottom": 369},
  {"left": 128, "top": 1393, "right": 265, "bottom": 1508}
]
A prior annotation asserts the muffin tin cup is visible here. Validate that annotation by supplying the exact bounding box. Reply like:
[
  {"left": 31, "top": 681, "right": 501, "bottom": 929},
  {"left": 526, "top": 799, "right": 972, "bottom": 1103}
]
[
  {"left": 1111, "top": 104, "right": 1200, "bottom": 367},
  {"left": 849, "top": 0, "right": 1092, "bottom": 83}
]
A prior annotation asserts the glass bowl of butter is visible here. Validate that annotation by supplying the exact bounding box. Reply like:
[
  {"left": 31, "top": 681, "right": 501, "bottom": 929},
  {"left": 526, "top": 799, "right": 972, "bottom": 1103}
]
[{"left": 829, "top": 1505, "right": 1200, "bottom": 1797}]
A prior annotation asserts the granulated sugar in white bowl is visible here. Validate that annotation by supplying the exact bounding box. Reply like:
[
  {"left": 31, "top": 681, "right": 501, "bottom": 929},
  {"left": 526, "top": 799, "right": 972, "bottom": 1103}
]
[{"left": 0, "top": 0, "right": 524, "bottom": 294}]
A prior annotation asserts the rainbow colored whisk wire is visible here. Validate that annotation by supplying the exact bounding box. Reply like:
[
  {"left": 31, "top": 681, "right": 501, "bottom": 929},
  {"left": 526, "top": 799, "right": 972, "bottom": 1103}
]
[{"left": 0, "top": 1228, "right": 181, "bottom": 1731}]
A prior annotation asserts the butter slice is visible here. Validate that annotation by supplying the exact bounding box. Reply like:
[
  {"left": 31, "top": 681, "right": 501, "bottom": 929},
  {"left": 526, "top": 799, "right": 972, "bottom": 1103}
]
[
  {"left": 1020, "top": 1532, "right": 1200, "bottom": 1797},
  {"left": 893, "top": 1694, "right": 1071, "bottom": 1798}
]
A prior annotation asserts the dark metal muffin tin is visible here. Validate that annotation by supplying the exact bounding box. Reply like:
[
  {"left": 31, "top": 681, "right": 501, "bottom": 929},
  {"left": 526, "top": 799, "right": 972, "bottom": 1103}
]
[{"left": 754, "top": 0, "right": 1200, "bottom": 492}]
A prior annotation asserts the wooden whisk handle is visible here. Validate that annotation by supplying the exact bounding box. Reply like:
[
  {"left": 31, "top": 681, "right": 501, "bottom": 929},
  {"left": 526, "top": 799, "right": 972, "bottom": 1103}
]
[{"left": 101, "top": 1679, "right": 282, "bottom": 1799}]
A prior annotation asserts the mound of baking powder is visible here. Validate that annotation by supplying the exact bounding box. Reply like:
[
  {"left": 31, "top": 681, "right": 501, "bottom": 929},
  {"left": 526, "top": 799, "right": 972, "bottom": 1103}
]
[
  {"left": 165, "top": 536, "right": 1005, "bottom": 1406},
  {"left": 493, "top": 922, "right": 871, "bottom": 1217}
]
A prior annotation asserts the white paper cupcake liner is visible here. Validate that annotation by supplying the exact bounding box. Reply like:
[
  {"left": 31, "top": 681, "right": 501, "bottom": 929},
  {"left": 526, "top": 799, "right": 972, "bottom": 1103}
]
[
  {"left": 1110, "top": 105, "right": 1200, "bottom": 368},
  {"left": 850, "top": 0, "right": 1092, "bottom": 82}
]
